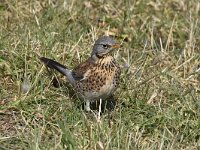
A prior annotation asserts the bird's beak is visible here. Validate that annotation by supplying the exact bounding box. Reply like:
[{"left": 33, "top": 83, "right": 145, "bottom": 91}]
[{"left": 111, "top": 44, "right": 122, "bottom": 49}]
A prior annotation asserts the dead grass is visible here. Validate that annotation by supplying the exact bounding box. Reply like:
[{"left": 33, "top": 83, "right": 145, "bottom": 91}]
[{"left": 0, "top": 0, "right": 200, "bottom": 149}]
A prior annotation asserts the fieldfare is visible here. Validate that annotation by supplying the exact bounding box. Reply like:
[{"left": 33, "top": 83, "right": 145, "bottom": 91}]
[{"left": 40, "top": 36, "right": 121, "bottom": 111}]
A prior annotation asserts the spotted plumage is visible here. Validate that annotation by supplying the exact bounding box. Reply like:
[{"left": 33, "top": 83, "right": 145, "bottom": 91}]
[{"left": 40, "top": 36, "right": 121, "bottom": 111}]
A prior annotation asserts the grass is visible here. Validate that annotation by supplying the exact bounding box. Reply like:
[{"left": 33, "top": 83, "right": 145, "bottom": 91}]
[{"left": 0, "top": 0, "right": 200, "bottom": 149}]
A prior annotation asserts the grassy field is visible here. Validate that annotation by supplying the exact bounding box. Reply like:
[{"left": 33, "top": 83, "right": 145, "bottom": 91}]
[{"left": 0, "top": 0, "right": 200, "bottom": 149}]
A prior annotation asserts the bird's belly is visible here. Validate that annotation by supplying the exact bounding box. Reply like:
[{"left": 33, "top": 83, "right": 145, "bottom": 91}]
[
  {"left": 99, "top": 80, "right": 116, "bottom": 96},
  {"left": 81, "top": 77, "right": 117, "bottom": 101},
  {"left": 76, "top": 65, "right": 120, "bottom": 102},
  {"left": 83, "top": 87, "right": 116, "bottom": 102}
]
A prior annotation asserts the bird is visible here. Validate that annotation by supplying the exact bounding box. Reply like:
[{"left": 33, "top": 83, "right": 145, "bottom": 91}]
[{"left": 40, "top": 36, "right": 121, "bottom": 111}]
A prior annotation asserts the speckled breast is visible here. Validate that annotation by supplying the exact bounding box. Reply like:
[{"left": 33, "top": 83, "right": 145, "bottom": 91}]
[{"left": 76, "top": 56, "right": 121, "bottom": 101}]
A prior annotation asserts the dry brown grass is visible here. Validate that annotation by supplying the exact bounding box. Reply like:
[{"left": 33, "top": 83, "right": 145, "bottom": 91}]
[{"left": 0, "top": 0, "right": 200, "bottom": 149}]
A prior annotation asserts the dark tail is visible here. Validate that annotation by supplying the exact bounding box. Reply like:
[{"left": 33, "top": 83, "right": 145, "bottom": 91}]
[
  {"left": 40, "top": 57, "right": 75, "bottom": 85},
  {"left": 40, "top": 57, "right": 68, "bottom": 76}
]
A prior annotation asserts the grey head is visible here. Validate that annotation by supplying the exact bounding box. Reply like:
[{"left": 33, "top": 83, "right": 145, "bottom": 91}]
[{"left": 91, "top": 36, "right": 121, "bottom": 58}]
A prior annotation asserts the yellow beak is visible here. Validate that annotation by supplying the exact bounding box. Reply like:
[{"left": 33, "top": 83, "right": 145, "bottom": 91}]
[{"left": 111, "top": 44, "right": 122, "bottom": 49}]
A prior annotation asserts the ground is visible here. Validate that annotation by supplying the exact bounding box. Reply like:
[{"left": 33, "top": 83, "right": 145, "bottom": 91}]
[{"left": 0, "top": 0, "right": 200, "bottom": 149}]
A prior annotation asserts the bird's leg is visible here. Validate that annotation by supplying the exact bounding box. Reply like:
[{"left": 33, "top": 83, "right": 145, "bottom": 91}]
[{"left": 85, "top": 100, "right": 91, "bottom": 111}]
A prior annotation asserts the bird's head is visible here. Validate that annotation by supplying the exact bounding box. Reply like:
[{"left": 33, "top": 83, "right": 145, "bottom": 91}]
[{"left": 91, "top": 36, "right": 121, "bottom": 59}]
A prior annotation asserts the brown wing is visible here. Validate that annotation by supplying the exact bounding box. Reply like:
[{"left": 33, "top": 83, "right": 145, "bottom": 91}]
[{"left": 72, "top": 57, "right": 95, "bottom": 81}]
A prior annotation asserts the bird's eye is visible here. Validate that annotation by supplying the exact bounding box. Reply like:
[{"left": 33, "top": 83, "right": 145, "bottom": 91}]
[{"left": 102, "top": 44, "right": 109, "bottom": 49}]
